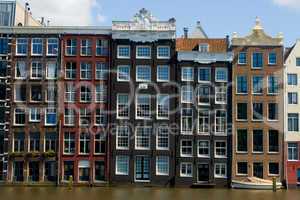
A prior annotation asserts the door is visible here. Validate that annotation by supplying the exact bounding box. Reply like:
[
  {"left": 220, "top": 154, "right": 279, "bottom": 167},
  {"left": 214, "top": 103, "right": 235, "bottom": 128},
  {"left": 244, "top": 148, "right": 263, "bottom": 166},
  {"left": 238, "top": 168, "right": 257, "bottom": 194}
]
[
  {"left": 95, "top": 161, "right": 105, "bottom": 181},
  {"left": 198, "top": 163, "right": 209, "bottom": 182},
  {"left": 29, "top": 161, "right": 39, "bottom": 182},
  {"left": 13, "top": 161, "right": 24, "bottom": 182},
  {"left": 135, "top": 156, "right": 150, "bottom": 181},
  {"left": 253, "top": 163, "right": 263, "bottom": 179},
  {"left": 45, "top": 161, "right": 57, "bottom": 182}
]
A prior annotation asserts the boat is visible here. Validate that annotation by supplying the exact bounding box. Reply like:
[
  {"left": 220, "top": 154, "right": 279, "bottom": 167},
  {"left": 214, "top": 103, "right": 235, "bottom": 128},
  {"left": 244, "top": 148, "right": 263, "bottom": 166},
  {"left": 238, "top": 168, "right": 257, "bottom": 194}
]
[{"left": 231, "top": 177, "right": 282, "bottom": 190}]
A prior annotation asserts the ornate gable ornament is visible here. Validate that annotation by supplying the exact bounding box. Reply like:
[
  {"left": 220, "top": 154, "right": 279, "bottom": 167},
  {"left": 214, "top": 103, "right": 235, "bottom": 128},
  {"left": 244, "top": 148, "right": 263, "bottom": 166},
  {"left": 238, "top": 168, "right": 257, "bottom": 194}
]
[
  {"left": 112, "top": 8, "right": 176, "bottom": 42},
  {"left": 232, "top": 17, "right": 283, "bottom": 46}
]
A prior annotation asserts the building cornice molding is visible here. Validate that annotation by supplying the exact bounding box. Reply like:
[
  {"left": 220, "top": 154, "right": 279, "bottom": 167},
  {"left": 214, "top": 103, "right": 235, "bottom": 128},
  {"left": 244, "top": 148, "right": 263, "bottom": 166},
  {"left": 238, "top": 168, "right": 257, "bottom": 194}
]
[
  {"left": 112, "top": 31, "right": 176, "bottom": 42},
  {"left": 177, "top": 51, "right": 233, "bottom": 64}
]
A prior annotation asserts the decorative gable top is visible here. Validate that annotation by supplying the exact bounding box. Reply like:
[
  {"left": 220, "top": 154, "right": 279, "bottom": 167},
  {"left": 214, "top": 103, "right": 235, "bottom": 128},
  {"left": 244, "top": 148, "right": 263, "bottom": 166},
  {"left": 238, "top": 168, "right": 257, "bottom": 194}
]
[
  {"left": 232, "top": 17, "right": 283, "bottom": 46},
  {"left": 112, "top": 8, "right": 176, "bottom": 32}
]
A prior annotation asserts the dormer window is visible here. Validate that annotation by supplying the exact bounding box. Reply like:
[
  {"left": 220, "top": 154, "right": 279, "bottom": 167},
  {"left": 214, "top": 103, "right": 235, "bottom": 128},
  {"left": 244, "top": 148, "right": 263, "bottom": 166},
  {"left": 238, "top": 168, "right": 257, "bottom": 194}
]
[{"left": 199, "top": 43, "right": 209, "bottom": 53}]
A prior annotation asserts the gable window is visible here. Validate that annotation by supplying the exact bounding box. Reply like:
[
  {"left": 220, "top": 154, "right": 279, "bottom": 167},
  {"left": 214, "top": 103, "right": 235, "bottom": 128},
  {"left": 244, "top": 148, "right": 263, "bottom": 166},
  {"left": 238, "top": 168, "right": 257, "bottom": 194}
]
[
  {"left": 31, "top": 38, "right": 43, "bottom": 56},
  {"left": 135, "top": 126, "right": 151, "bottom": 150},
  {"left": 31, "top": 61, "right": 42, "bottom": 79},
  {"left": 14, "top": 132, "right": 25, "bottom": 152},
  {"left": 80, "top": 108, "right": 91, "bottom": 126},
  {"left": 136, "top": 94, "right": 151, "bottom": 119},
  {"left": 288, "top": 92, "right": 298, "bottom": 104},
  {"left": 252, "top": 76, "right": 263, "bottom": 94},
  {"left": 65, "top": 84, "right": 75, "bottom": 102},
  {"left": 237, "top": 129, "right": 247, "bottom": 152},
  {"left": 215, "top": 86, "right": 226, "bottom": 104},
  {"left": 116, "top": 156, "right": 129, "bottom": 175},
  {"left": 16, "top": 38, "right": 28, "bottom": 55},
  {"left": 95, "top": 108, "right": 107, "bottom": 126},
  {"left": 136, "top": 65, "right": 151, "bottom": 82},
  {"left": 45, "top": 108, "right": 56, "bottom": 125},
  {"left": 288, "top": 143, "right": 298, "bottom": 161},
  {"left": 46, "top": 86, "right": 57, "bottom": 102},
  {"left": 79, "top": 132, "right": 90, "bottom": 154},
  {"left": 117, "top": 94, "right": 129, "bottom": 119},
  {"left": 288, "top": 113, "right": 299, "bottom": 132},
  {"left": 116, "top": 126, "right": 129, "bottom": 149},
  {"left": 47, "top": 38, "right": 58, "bottom": 56},
  {"left": 96, "top": 39, "right": 108, "bottom": 56},
  {"left": 197, "top": 85, "right": 210, "bottom": 105},
  {"left": 156, "top": 156, "right": 169, "bottom": 176},
  {"left": 215, "top": 68, "right": 228, "bottom": 82},
  {"left": 199, "top": 43, "right": 209, "bottom": 53},
  {"left": 157, "top": 94, "right": 169, "bottom": 119},
  {"left": 14, "top": 84, "right": 26, "bottom": 102},
  {"left": 156, "top": 126, "right": 169, "bottom": 150},
  {"left": 29, "top": 132, "right": 40, "bottom": 152},
  {"left": 157, "top": 65, "right": 169, "bottom": 82},
  {"left": 215, "top": 163, "right": 227, "bottom": 178},
  {"left": 268, "top": 103, "right": 278, "bottom": 121},
  {"left": 117, "top": 45, "right": 130, "bottom": 59},
  {"left": 96, "top": 62, "right": 108, "bottom": 80},
  {"left": 94, "top": 134, "right": 106, "bottom": 154},
  {"left": 64, "top": 108, "right": 75, "bottom": 126},
  {"left": 181, "top": 140, "right": 193, "bottom": 157},
  {"left": 46, "top": 62, "right": 57, "bottom": 79},
  {"left": 252, "top": 52, "right": 263, "bottom": 68},
  {"left": 238, "top": 52, "right": 247, "bottom": 64},
  {"left": 198, "top": 109, "right": 209, "bottom": 134},
  {"left": 215, "top": 110, "right": 226, "bottom": 134},
  {"left": 80, "top": 86, "right": 92, "bottom": 102},
  {"left": 181, "top": 85, "right": 193, "bottom": 103},
  {"left": 198, "top": 140, "right": 209, "bottom": 157},
  {"left": 64, "top": 132, "right": 75, "bottom": 154},
  {"left": 268, "top": 76, "right": 279, "bottom": 94},
  {"left": 14, "top": 108, "right": 26, "bottom": 125},
  {"left": 136, "top": 46, "right": 151, "bottom": 59},
  {"left": 80, "top": 62, "right": 92, "bottom": 79},
  {"left": 29, "top": 108, "right": 40, "bottom": 122},
  {"left": 81, "top": 39, "right": 92, "bottom": 56},
  {"left": 237, "top": 103, "right": 247, "bottom": 121},
  {"left": 66, "top": 39, "right": 77, "bottom": 56},
  {"left": 296, "top": 58, "right": 300, "bottom": 66},
  {"left": 117, "top": 65, "right": 130, "bottom": 81},
  {"left": 288, "top": 74, "right": 297, "bottom": 85},
  {"left": 215, "top": 141, "right": 227, "bottom": 158},
  {"left": 180, "top": 162, "right": 192, "bottom": 177},
  {"left": 157, "top": 46, "right": 170, "bottom": 59},
  {"left": 252, "top": 103, "right": 263, "bottom": 121},
  {"left": 198, "top": 68, "right": 210, "bottom": 82},
  {"left": 65, "top": 62, "right": 76, "bottom": 79},
  {"left": 268, "top": 52, "right": 277, "bottom": 65},
  {"left": 181, "top": 108, "right": 193, "bottom": 134},
  {"left": 181, "top": 67, "right": 194, "bottom": 81},
  {"left": 253, "top": 130, "right": 263, "bottom": 153},
  {"left": 268, "top": 130, "right": 279, "bottom": 153},
  {"left": 95, "top": 84, "right": 107, "bottom": 103},
  {"left": 30, "top": 85, "right": 42, "bottom": 102},
  {"left": 15, "top": 61, "right": 26, "bottom": 79},
  {"left": 236, "top": 75, "right": 247, "bottom": 94}
]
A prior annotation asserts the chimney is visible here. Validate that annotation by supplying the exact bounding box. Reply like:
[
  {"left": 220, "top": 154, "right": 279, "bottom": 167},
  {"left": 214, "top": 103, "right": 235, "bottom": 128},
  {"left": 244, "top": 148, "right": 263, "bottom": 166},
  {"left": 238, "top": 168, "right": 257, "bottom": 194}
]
[
  {"left": 41, "top": 17, "right": 45, "bottom": 25},
  {"left": 183, "top": 27, "right": 188, "bottom": 39}
]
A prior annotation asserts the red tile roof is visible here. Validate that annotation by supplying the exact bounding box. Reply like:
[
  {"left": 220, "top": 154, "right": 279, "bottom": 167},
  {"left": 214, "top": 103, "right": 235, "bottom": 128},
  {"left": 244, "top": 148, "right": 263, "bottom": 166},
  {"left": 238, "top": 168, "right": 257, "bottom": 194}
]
[{"left": 176, "top": 38, "right": 228, "bottom": 53}]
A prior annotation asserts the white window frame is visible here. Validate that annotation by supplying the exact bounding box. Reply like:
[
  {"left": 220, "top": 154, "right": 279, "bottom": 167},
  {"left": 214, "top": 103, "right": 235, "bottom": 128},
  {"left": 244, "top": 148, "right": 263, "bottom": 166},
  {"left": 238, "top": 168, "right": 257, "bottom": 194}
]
[
  {"left": 215, "top": 67, "right": 228, "bottom": 82},
  {"left": 157, "top": 46, "right": 170, "bottom": 59},
  {"left": 95, "top": 84, "right": 107, "bottom": 103},
  {"left": 181, "top": 108, "right": 193, "bottom": 135},
  {"left": 180, "top": 139, "right": 193, "bottom": 157},
  {"left": 80, "top": 62, "right": 92, "bottom": 80},
  {"left": 115, "top": 155, "right": 129, "bottom": 175},
  {"left": 46, "top": 62, "right": 57, "bottom": 80},
  {"left": 198, "top": 67, "right": 211, "bottom": 83},
  {"left": 95, "top": 62, "right": 108, "bottom": 80},
  {"left": 180, "top": 162, "right": 193, "bottom": 177},
  {"left": 267, "top": 75, "right": 279, "bottom": 95},
  {"left": 94, "top": 134, "right": 106, "bottom": 155},
  {"left": 31, "top": 38, "right": 43, "bottom": 56},
  {"left": 156, "top": 94, "right": 169, "bottom": 120},
  {"left": 214, "top": 163, "right": 227, "bottom": 178},
  {"left": 45, "top": 108, "right": 57, "bottom": 126},
  {"left": 29, "top": 108, "right": 40, "bottom": 122},
  {"left": 197, "top": 85, "right": 210, "bottom": 105},
  {"left": 215, "top": 140, "right": 227, "bottom": 158},
  {"left": 198, "top": 109, "right": 210, "bottom": 135},
  {"left": 46, "top": 38, "right": 58, "bottom": 56},
  {"left": 117, "top": 65, "right": 130, "bottom": 82},
  {"left": 238, "top": 52, "right": 247, "bottom": 65},
  {"left": 136, "top": 45, "right": 151, "bottom": 59},
  {"left": 30, "top": 61, "right": 42, "bottom": 79},
  {"left": 199, "top": 43, "right": 209, "bottom": 53},
  {"left": 136, "top": 65, "right": 151, "bottom": 82},
  {"left": 156, "top": 126, "right": 169, "bottom": 150},
  {"left": 14, "top": 108, "right": 25, "bottom": 125},
  {"left": 135, "top": 94, "right": 151, "bottom": 120},
  {"left": 15, "top": 61, "right": 26, "bottom": 79},
  {"left": 116, "top": 126, "right": 130, "bottom": 150},
  {"left": 156, "top": 156, "right": 169, "bottom": 176},
  {"left": 181, "top": 85, "right": 193, "bottom": 103},
  {"left": 95, "top": 108, "right": 106, "bottom": 126},
  {"left": 215, "top": 110, "right": 227, "bottom": 135},
  {"left": 80, "top": 39, "right": 92, "bottom": 56},
  {"left": 135, "top": 126, "right": 151, "bottom": 150},
  {"left": 197, "top": 140, "right": 210, "bottom": 158},
  {"left": 268, "top": 162, "right": 280, "bottom": 176},
  {"left": 16, "top": 38, "right": 28, "bottom": 56},
  {"left": 117, "top": 94, "right": 130, "bottom": 119},
  {"left": 63, "top": 132, "right": 75, "bottom": 155},
  {"left": 64, "top": 83, "right": 75, "bottom": 103},
  {"left": 65, "top": 62, "right": 76, "bottom": 80},
  {"left": 252, "top": 75, "right": 264, "bottom": 95},
  {"left": 268, "top": 52, "right": 277, "bottom": 65},
  {"left": 181, "top": 67, "right": 194, "bottom": 82},
  {"left": 215, "top": 86, "right": 227, "bottom": 104},
  {"left": 157, "top": 65, "right": 169, "bottom": 82},
  {"left": 117, "top": 45, "right": 130, "bottom": 59},
  {"left": 288, "top": 143, "right": 299, "bottom": 161},
  {"left": 64, "top": 108, "right": 75, "bottom": 126}
]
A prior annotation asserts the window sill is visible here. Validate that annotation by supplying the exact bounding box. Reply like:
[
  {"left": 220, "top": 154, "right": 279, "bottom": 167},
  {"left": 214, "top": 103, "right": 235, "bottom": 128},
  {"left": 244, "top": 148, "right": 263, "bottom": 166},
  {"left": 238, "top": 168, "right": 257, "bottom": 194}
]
[{"left": 236, "top": 151, "right": 248, "bottom": 154}]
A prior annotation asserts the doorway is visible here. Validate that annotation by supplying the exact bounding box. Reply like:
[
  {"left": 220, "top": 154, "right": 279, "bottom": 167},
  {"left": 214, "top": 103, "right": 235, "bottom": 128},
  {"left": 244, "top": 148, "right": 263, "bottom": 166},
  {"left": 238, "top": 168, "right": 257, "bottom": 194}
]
[{"left": 198, "top": 163, "right": 209, "bottom": 182}]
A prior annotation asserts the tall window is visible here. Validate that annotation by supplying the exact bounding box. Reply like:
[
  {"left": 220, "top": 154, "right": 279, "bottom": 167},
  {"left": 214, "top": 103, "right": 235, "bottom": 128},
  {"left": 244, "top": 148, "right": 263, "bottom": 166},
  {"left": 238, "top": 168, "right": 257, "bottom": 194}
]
[
  {"left": 157, "top": 65, "right": 169, "bottom": 82},
  {"left": 46, "top": 62, "right": 57, "bottom": 79},
  {"left": 96, "top": 39, "right": 108, "bottom": 56},
  {"left": 180, "top": 163, "right": 192, "bottom": 177},
  {"left": 29, "top": 132, "right": 40, "bottom": 152},
  {"left": 135, "top": 126, "right": 151, "bottom": 150},
  {"left": 268, "top": 52, "right": 277, "bottom": 65},
  {"left": 215, "top": 68, "right": 228, "bottom": 82},
  {"left": 238, "top": 52, "right": 247, "bottom": 64},
  {"left": 96, "top": 62, "right": 108, "bottom": 80},
  {"left": 15, "top": 61, "right": 26, "bottom": 79},
  {"left": 198, "top": 140, "right": 209, "bottom": 157},
  {"left": 31, "top": 61, "right": 42, "bottom": 79},
  {"left": 29, "top": 108, "right": 40, "bottom": 122},
  {"left": 268, "top": 76, "right": 279, "bottom": 94},
  {"left": 65, "top": 84, "right": 75, "bottom": 102},
  {"left": 14, "top": 108, "right": 25, "bottom": 125},
  {"left": 288, "top": 113, "right": 299, "bottom": 132},
  {"left": 268, "top": 130, "right": 279, "bottom": 153},
  {"left": 181, "top": 85, "right": 193, "bottom": 103},
  {"left": 297, "top": 58, "right": 300, "bottom": 67},
  {"left": 136, "top": 94, "right": 151, "bottom": 119},
  {"left": 215, "top": 163, "right": 227, "bottom": 178},
  {"left": 45, "top": 108, "right": 56, "bottom": 125},
  {"left": 95, "top": 108, "right": 107, "bottom": 126},
  {"left": 252, "top": 103, "right": 263, "bottom": 121},
  {"left": 156, "top": 156, "right": 169, "bottom": 176},
  {"left": 268, "top": 103, "right": 278, "bottom": 121},
  {"left": 65, "top": 62, "right": 76, "bottom": 79},
  {"left": 31, "top": 38, "right": 43, "bottom": 55},
  {"left": 288, "top": 92, "right": 298, "bottom": 104},
  {"left": 79, "top": 132, "right": 90, "bottom": 154},
  {"left": 198, "top": 68, "right": 210, "bottom": 82},
  {"left": 116, "top": 126, "right": 129, "bottom": 149},
  {"left": 116, "top": 156, "right": 129, "bottom": 175},
  {"left": 180, "top": 140, "right": 193, "bottom": 157},
  {"left": 136, "top": 46, "right": 151, "bottom": 59},
  {"left": 236, "top": 75, "right": 247, "bottom": 94},
  {"left": 80, "top": 62, "right": 92, "bottom": 79},
  {"left": 46, "top": 86, "right": 57, "bottom": 102},
  {"left": 14, "top": 132, "right": 25, "bottom": 152},
  {"left": 81, "top": 39, "right": 92, "bottom": 56},
  {"left": 215, "top": 110, "right": 226, "bottom": 134},
  {"left": 237, "top": 129, "right": 247, "bottom": 152},
  {"left": 198, "top": 110, "right": 209, "bottom": 134},
  {"left": 215, "top": 141, "right": 226, "bottom": 158},
  {"left": 197, "top": 85, "right": 210, "bottom": 105},
  {"left": 95, "top": 84, "right": 107, "bottom": 103},
  {"left": 253, "top": 130, "right": 263, "bottom": 153},
  {"left": 14, "top": 84, "right": 26, "bottom": 102},
  {"left": 66, "top": 39, "right": 77, "bottom": 56},
  {"left": 288, "top": 74, "right": 298, "bottom": 85},
  {"left": 30, "top": 85, "right": 42, "bottom": 102},
  {"left": 215, "top": 86, "right": 226, "bottom": 104},
  {"left": 47, "top": 38, "right": 58, "bottom": 56},
  {"left": 237, "top": 103, "right": 247, "bottom": 120},
  {"left": 252, "top": 76, "right": 263, "bottom": 94},
  {"left": 156, "top": 126, "right": 169, "bottom": 150},
  {"left": 16, "top": 38, "right": 28, "bottom": 55},
  {"left": 64, "top": 108, "right": 75, "bottom": 126},
  {"left": 94, "top": 134, "right": 106, "bottom": 154},
  {"left": 157, "top": 46, "right": 170, "bottom": 59},
  {"left": 64, "top": 132, "right": 75, "bottom": 154},
  {"left": 181, "top": 67, "right": 194, "bottom": 81},
  {"left": 252, "top": 52, "right": 263, "bottom": 68},
  {"left": 117, "top": 94, "right": 129, "bottom": 119},
  {"left": 45, "top": 132, "right": 56, "bottom": 152},
  {"left": 157, "top": 94, "right": 169, "bottom": 119},
  {"left": 80, "top": 108, "right": 91, "bottom": 126},
  {"left": 288, "top": 143, "right": 298, "bottom": 161},
  {"left": 117, "top": 45, "right": 130, "bottom": 59},
  {"left": 135, "top": 156, "right": 150, "bottom": 181},
  {"left": 181, "top": 108, "right": 193, "bottom": 134},
  {"left": 117, "top": 65, "right": 130, "bottom": 81},
  {"left": 136, "top": 65, "right": 151, "bottom": 82},
  {"left": 80, "top": 86, "right": 92, "bottom": 102}
]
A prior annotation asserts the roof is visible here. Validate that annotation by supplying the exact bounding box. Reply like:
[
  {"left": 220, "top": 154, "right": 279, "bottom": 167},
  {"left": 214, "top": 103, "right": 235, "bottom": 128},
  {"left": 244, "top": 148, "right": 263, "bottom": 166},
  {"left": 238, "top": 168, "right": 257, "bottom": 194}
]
[
  {"left": 284, "top": 46, "right": 294, "bottom": 61},
  {"left": 189, "top": 21, "right": 208, "bottom": 39},
  {"left": 176, "top": 38, "right": 228, "bottom": 53}
]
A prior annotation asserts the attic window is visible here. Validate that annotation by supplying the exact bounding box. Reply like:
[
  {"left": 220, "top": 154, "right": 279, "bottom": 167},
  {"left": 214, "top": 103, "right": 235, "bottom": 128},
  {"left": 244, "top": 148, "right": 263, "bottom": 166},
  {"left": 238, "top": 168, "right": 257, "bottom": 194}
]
[{"left": 199, "top": 43, "right": 209, "bottom": 53}]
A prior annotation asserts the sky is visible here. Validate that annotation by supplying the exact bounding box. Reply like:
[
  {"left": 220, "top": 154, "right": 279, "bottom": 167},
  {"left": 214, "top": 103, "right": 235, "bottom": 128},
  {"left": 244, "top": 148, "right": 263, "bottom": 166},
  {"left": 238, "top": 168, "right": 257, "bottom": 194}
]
[{"left": 24, "top": 0, "right": 300, "bottom": 46}]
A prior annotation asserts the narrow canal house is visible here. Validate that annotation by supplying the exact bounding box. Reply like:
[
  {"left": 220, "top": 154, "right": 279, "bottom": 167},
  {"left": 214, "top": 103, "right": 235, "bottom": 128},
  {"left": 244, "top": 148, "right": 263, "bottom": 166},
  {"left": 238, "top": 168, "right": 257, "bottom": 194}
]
[
  {"left": 109, "top": 9, "right": 177, "bottom": 186},
  {"left": 59, "top": 28, "right": 111, "bottom": 185},
  {"left": 175, "top": 24, "right": 232, "bottom": 187},
  {"left": 284, "top": 39, "right": 300, "bottom": 188},
  {"left": 231, "top": 18, "right": 284, "bottom": 182},
  {"left": 8, "top": 27, "right": 60, "bottom": 184}
]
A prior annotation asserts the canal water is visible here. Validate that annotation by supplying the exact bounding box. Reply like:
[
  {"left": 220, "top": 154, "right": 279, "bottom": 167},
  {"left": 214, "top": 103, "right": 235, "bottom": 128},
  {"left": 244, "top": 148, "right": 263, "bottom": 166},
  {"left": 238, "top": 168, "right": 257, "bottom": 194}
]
[{"left": 0, "top": 187, "right": 300, "bottom": 200}]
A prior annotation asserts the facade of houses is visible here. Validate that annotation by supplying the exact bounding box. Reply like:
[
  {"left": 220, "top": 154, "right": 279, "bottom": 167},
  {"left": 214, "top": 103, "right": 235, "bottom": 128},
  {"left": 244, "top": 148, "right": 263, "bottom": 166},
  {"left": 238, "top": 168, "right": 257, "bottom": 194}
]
[
  {"left": 231, "top": 18, "right": 285, "bottom": 182},
  {"left": 284, "top": 39, "right": 300, "bottom": 188},
  {"left": 175, "top": 26, "right": 232, "bottom": 187}
]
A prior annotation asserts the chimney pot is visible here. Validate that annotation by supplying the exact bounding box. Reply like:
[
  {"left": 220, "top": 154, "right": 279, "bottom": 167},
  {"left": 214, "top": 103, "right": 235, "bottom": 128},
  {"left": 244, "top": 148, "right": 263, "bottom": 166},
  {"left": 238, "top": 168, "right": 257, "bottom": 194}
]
[{"left": 183, "top": 27, "right": 188, "bottom": 39}]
